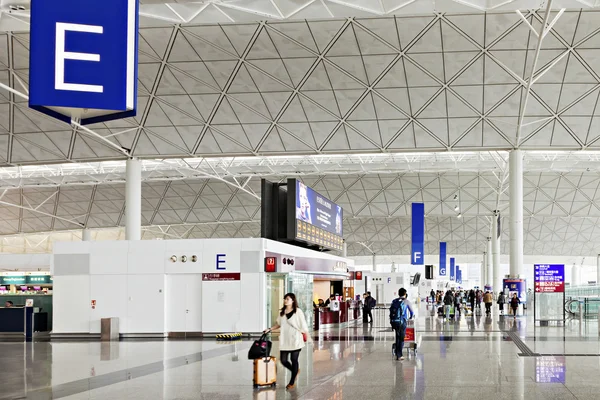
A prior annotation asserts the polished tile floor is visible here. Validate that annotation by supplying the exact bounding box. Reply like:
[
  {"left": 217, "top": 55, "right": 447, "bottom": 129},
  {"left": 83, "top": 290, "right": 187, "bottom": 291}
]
[{"left": 2, "top": 302, "right": 600, "bottom": 400}]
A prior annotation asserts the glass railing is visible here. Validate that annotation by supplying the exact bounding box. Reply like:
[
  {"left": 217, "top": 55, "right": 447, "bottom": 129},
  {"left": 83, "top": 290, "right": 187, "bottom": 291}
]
[
  {"left": 565, "top": 285, "right": 600, "bottom": 298},
  {"left": 565, "top": 286, "right": 600, "bottom": 318}
]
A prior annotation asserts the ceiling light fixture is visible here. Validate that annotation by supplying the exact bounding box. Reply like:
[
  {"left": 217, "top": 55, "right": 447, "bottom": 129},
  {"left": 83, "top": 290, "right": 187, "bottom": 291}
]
[
  {"left": 457, "top": 213, "right": 462, "bottom": 218},
  {"left": 454, "top": 205, "right": 459, "bottom": 211}
]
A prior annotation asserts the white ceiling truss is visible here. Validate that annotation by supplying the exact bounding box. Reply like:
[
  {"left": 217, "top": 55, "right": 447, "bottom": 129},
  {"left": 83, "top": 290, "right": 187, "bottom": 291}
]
[
  {"left": 3, "top": 9, "right": 600, "bottom": 164},
  {"left": 0, "top": 151, "right": 598, "bottom": 257},
  {"left": 0, "top": 6, "right": 599, "bottom": 258}
]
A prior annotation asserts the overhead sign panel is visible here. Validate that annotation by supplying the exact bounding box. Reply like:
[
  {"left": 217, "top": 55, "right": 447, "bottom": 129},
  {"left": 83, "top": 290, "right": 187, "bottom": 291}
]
[
  {"left": 29, "top": 0, "right": 139, "bottom": 125},
  {"left": 534, "top": 264, "right": 565, "bottom": 293},
  {"left": 411, "top": 203, "right": 424, "bottom": 265},
  {"left": 450, "top": 258, "right": 455, "bottom": 281},
  {"left": 439, "top": 242, "right": 446, "bottom": 276}
]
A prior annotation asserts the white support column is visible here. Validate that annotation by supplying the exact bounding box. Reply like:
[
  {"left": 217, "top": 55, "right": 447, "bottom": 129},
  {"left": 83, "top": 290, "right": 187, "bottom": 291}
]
[
  {"left": 482, "top": 252, "right": 487, "bottom": 288},
  {"left": 125, "top": 158, "right": 142, "bottom": 241},
  {"left": 492, "top": 212, "right": 501, "bottom": 293},
  {"left": 82, "top": 229, "right": 92, "bottom": 241},
  {"left": 372, "top": 253, "right": 376, "bottom": 272},
  {"left": 509, "top": 150, "right": 524, "bottom": 278},
  {"left": 571, "top": 265, "right": 578, "bottom": 287},
  {"left": 597, "top": 254, "right": 600, "bottom": 286},
  {"left": 342, "top": 241, "right": 347, "bottom": 258},
  {"left": 487, "top": 238, "right": 492, "bottom": 288}
]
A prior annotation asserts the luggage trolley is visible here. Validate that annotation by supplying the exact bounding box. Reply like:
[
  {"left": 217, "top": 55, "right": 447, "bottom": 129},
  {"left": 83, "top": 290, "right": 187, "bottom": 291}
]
[{"left": 391, "top": 319, "right": 417, "bottom": 357}]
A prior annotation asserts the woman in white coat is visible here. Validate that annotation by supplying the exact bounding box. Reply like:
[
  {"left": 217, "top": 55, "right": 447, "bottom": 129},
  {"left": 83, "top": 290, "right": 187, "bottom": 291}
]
[{"left": 264, "top": 293, "right": 309, "bottom": 390}]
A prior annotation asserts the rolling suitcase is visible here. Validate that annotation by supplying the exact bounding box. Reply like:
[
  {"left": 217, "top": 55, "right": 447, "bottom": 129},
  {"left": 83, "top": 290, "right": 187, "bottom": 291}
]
[{"left": 253, "top": 357, "right": 277, "bottom": 388}]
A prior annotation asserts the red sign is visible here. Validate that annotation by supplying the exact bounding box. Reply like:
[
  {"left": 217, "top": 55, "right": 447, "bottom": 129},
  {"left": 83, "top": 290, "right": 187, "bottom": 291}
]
[
  {"left": 535, "top": 282, "right": 565, "bottom": 293},
  {"left": 202, "top": 273, "right": 241, "bottom": 281},
  {"left": 355, "top": 271, "right": 363, "bottom": 280},
  {"left": 404, "top": 327, "right": 415, "bottom": 342},
  {"left": 264, "top": 257, "right": 277, "bottom": 273}
]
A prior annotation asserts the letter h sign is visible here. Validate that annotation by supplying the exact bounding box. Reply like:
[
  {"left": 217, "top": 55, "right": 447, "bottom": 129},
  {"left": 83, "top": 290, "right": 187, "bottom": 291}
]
[{"left": 29, "top": 0, "right": 139, "bottom": 125}]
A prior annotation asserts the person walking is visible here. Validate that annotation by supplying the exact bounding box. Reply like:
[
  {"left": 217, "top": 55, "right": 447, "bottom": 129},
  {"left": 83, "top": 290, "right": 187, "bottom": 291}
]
[
  {"left": 443, "top": 290, "right": 454, "bottom": 319},
  {"left": 483, "top": 291, "right": 493, "bottom": 315},
  {"left": 363, "top": 292, "right": 375, "bottom": 324},
  {"left": 476, "top": 290, "right": 483, "bottom": 309},
  {"left": 389, "top": 288, "right": 414, "bottom": 361},
  {"left": 264, "top": 293, "right": 309, "bottom": 390},
  {"left": 468, "top": 290, "right": 475, "bottom": 315},
  {"left": 497, "top": 291, "right": 506, "bottom": 315},
  {"left": 430, "top": 289, "right": 435, "bottom": 304},
  {"left": 510, "top": 293, "right": 521, "bottom": 319}
]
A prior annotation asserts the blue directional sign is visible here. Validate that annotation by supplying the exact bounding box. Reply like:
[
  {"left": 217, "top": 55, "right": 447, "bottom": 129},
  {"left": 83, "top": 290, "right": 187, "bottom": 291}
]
[
  {"left": 411, "top": 203, "right": 425, "bottom": 265},
  {"left": 29, "top": 0, "right": 139, "bottom": 125},
  {"left": 534, "top": 264, "right": 565, "bottom": 293},
  {"left": 439, "top": 242, "right": 446, "bottom": 276},
  {"left": 450, "top": 258, "right": 455, "bottom": 281}
]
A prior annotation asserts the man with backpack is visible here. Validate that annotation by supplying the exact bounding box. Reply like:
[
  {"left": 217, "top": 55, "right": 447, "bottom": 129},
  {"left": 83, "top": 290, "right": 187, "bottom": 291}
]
[{"left": 389, "top": 288, "right": 414, "bottom": 361}]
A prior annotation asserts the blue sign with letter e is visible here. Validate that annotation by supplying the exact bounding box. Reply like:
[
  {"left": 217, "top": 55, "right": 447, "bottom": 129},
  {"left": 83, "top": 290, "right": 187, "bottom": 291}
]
[{"left": 29, "top": 0, "right": 139, "bottom": 125}]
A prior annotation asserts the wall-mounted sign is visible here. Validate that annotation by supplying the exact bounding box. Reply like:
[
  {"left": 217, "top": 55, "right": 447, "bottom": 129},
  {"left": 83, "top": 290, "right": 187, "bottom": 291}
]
[
  {"left": 216, "top": 254, "right": 226, "bottom": 270},
  {"left": 202, "top": 273, "right": 240, "bottom": 282},
  {"left": 264, "top": 257, "right": 277, "bottom": 273},
  {"left": 0, "top": 276, "right": 26, "bottom": 285},
  {"left": 27, "top": 276, "right": 53, "bottom": 284},
  {"left": 534, "top": 264, "right": 564, "bottom": 293},
  {"left": 355, "top": 271, "right": 363, "bottom": 280}
]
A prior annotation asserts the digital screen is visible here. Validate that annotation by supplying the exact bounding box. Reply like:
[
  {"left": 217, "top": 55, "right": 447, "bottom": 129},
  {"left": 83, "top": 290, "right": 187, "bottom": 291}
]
[
  {"left": 292, "top": 179, "right": 344, "bottom": 251},
  {"left": 295, "top": 180, "right": 343, "bottom": 236}
]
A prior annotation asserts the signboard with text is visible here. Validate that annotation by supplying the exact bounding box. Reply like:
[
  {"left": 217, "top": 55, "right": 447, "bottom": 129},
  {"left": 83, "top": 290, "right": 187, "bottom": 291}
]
[
  {"left": 202, "top": 273, "right": 241, "bottom": 281},
  {"left": 411, "top": 203, "right": 425, "bottom": 265},
  {"left": 534, "top": 264, "right": 564, "bottom": 293}
]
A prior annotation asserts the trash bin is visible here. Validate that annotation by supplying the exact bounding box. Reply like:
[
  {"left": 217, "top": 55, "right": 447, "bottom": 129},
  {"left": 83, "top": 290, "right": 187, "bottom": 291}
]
[{"left": 101, "top": 318, "right": 119, "bottom": 341}]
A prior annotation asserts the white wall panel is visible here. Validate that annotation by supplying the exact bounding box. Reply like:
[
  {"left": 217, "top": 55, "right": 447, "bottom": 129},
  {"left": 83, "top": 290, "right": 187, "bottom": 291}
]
[
  {"left": 166, "top": 275, "right": 186, "bottom": 332},
  {"left": 237, "top": 273, "right": 263, "bottom": 333},
  {"left": 201, "top": 281, "right": 241, "bottom": 333},
  {"left": 89, "top": 275, "right": 128, "bottom": 334},
  {"left": 202, "top": 239, "right": 242, "bottom": 273},
  {"left": 53, "top": 275, "right": 90, "bottom": 333},
  {"left": 127, "top": 274, "right": 165, "bottom": 333},
  {"left": 90, "top": 241, "right": 129, "bottom": 275},
  {"left": 128, "top": 240, "right": 166, "bottom": 274}
]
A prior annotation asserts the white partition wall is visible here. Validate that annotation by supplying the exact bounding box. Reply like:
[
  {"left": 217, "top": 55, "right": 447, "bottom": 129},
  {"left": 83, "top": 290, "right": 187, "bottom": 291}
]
[{"left": 52, "top": 238, "right": 351, "bottom": 336}]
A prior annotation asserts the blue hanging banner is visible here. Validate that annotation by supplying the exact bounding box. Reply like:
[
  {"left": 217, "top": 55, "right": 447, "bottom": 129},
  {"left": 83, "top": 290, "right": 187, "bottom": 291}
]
[
  {"left": 450, "top": 258, "right": 455, "bottom": 281},
  {"left": 456, "top": 266, "right": 461, "bottom": 284},
  {"left": 29, "top": 0, "right": 140, "bottom": 125},
  {"left": 411, "top": 203, "right": 425, "bottom": 265},
  {"left": 439, "top": 242, "right": 447, "bottom": 276}
]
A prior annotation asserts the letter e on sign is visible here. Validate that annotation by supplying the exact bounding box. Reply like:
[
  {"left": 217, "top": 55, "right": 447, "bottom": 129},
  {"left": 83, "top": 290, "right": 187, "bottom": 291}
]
[{"left": 216, "top": 254, "right": 226, "bottom": 270}]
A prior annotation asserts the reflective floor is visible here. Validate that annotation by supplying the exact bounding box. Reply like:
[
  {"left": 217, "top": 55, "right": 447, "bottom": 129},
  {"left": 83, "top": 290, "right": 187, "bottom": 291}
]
[{"left": 2, "top": 303, "right": 600, "bottom": 400}]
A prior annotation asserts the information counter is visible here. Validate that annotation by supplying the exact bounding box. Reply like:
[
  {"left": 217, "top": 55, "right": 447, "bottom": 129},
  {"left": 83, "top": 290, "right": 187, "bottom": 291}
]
[
  {"left": 0, "top": 307, "right": 34, "bottom": 340},
  {"left": 314, "top": 301, "right": 361, "bottom": 329}
]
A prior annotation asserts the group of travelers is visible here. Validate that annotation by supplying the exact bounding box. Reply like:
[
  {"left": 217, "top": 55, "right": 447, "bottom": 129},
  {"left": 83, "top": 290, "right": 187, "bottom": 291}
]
[{"left": 429, "top": 288, "right": 521, "bottom": 319}]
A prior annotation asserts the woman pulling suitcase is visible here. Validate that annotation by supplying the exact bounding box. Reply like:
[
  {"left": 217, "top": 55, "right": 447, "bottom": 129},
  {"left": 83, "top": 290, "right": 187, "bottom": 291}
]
[{"left": 264, "top": 293, "right": 310, "bottom": 390}]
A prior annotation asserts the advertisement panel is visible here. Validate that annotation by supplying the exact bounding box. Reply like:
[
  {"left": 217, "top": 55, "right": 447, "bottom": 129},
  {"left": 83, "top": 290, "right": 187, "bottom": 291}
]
[
  {"left": 292, "top": 179, "right": 343, "bottom": 251},
  {"left": 534, "top": 264, "right": 565, "bottom": 293},
  {"left": 503, "top": 279, "right": 527, "bottom": 303}
]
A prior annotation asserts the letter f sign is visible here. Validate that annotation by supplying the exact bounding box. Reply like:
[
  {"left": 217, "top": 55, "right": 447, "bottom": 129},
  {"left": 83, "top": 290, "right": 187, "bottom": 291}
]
[
  {"left": 413, "top": 252, "right": 421, "bottom": 264},
  {"left": 55, "top": 22, "right": 104, "bottom": 93}
]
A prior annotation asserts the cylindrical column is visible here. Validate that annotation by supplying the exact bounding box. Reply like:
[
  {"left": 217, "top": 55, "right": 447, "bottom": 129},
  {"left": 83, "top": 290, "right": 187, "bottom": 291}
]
[
  {"left": 482, "top": 252, "right": 487, "bottom": 288},
  {"left": 342, "top": 241, "right": 347, "bottom": 258},
  {"left": 571, "top": 264, "right": 579, "bottom": 287},
  {"left": 372, "top": 253, "right": 376, "bottom": 272},
  {"left": 509, "top": 150, "right": 524, "bottom": 277},
  {"left": 125, "top": 158, "right": 142, "bottom": 241},
  {"left": 82, "top": 229, "right": 92, "bottom": 241},
  {"left": 492, "top": 213, "right": 501, "bottom": 292},
  {"left": 597, "top": 255, "right": 600, "bottom": 286},
  {"left": 487, "top": 238, "right": 492, "bottom": 288}
]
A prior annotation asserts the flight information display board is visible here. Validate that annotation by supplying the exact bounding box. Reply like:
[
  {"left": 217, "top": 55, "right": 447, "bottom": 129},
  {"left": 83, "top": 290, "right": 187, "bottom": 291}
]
[{"left": 288, "top": 179, "right": 343, "bottom": 251}]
